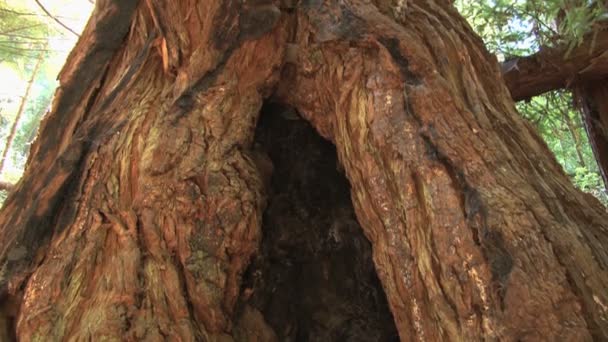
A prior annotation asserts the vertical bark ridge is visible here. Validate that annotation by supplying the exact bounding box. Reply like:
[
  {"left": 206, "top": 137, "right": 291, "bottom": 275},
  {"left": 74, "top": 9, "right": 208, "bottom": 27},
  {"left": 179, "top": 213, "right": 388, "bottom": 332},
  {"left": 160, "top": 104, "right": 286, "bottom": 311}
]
[
  {"left": 4, "top": 1, "right": 290, "bottom": 340},
  {"left": 278, "top": 1, "right": 608, "bottom": 340},
  {"left": 575, "top": 80, "right": 608, "bottom": 192},
  {"left": 0, "top": 0, "right": 140, "bottom": 298}
]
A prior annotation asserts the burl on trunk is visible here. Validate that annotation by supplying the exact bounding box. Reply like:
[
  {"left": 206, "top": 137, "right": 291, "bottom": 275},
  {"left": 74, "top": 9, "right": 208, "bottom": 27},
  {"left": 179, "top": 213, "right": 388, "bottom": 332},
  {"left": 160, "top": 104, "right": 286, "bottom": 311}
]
[{"left": 0, "top": 0, "right": 607, "bottom": 341}]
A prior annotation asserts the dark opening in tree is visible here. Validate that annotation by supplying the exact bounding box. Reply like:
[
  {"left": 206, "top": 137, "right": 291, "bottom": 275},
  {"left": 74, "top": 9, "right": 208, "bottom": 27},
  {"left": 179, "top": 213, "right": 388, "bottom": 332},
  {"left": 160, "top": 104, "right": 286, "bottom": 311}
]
[{"left": 242, "top": 103, "right": 399, "bottom": 341}]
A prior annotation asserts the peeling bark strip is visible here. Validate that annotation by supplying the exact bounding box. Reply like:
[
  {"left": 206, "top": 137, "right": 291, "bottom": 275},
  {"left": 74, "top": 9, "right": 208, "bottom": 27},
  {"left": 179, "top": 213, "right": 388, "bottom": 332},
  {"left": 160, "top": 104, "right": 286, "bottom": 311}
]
[
  {"left": 0, "top": 0, "right": 607, "bottom": 341},
  {"left": 0, "top": 0, "right": 140, "bottom": 296}
]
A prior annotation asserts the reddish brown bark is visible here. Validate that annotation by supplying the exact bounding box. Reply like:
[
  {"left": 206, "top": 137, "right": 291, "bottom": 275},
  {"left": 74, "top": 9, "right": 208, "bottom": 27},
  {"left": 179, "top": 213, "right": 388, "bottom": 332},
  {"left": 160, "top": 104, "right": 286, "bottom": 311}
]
[
  {"left": 575, "top": 80, "right": 608, "bottom": 190},
  {"left": 0, "top": 0, "right": 607, "bottom": 341},
  {"left": 276, "top": 2, "right": 608, "bottom": 340}
]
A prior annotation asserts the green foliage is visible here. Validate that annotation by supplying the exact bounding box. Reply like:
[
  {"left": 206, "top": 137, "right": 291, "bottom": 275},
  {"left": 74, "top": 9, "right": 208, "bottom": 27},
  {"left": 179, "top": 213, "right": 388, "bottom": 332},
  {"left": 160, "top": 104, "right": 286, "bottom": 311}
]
[
  {"left": 0, "top": 0, "right": 60, "bottom": 206},
  {"left": 0, "top": 0, "right": 91, "bottom": 207},
  {"left": 518, "top": 92, "right": 589, "bottom": 170},
  {"left": 456, "top": 0, "right": 608, "bottom": 59},
  {"left": 574, "top": 167, "right": 608, "bottom": 204},
  {"left": 517, "top": 91, "right": 607, "bottom": 204},
  {"left": 574, "top": 166, "right": 602, "bottom": 190},
  {"left": 0, "top": 0, "right": 52, "bottom": 67},
  {"left": 11, "top": 73, "right": 53, "bottom": 159},
  {"left": 557, "top": 1, "right": 607, "bottom": 54}
]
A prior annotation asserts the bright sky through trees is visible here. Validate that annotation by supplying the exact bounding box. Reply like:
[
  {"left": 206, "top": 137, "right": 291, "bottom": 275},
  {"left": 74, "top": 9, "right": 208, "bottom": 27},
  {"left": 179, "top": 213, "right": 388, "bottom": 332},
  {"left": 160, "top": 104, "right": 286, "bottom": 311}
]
[
  {"left": 0, "top": 0, "right": 93, "bottom": 187},
  {"left": 0, "top": 0, "right": 93, "bottom": 99}
]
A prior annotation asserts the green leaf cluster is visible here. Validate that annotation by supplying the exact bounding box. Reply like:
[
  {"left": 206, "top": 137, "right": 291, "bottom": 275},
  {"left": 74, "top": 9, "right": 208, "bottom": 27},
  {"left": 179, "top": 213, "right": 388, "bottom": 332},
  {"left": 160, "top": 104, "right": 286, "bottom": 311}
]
[
  {"left": 456, "top": 0, "right": 607, "bottom": 59},
  {"left": 517, "top": 91, "right": 606, "bottom": 204}
]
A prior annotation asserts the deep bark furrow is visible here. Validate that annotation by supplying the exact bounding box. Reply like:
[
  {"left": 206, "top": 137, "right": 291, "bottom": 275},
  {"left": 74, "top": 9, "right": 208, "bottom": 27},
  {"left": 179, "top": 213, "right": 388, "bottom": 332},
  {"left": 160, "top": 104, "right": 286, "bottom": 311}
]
[
  {"left": 0, "top": 1, "right": 144, "bottom": 297},
  {"left": 96, "top": 31, "right": 157, "bottom": 114},
  {"left": 278, "top": 1, "right": 608, "bottom": 340},
  {"left": 1, "top": 1, "right": 289, "bottom": 339}
]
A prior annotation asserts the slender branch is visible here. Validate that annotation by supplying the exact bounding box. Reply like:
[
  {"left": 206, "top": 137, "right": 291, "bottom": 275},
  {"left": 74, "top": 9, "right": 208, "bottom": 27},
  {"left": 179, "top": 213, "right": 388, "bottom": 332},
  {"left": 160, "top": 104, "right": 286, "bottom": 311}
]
[
  {"left": 0, "top": 8, "right": 39, "bottom": 16},
  {"left": 33, "top": 0, "right": 80, "bottom": 37},
  {"left": 0, "top": 43, "right": 65, "bottom": 52},
  {"left": 0, "top": 40, "right": 49, "bottom": 45},
  {"left": 0, "top": 33, "right": 48, "bottom": 40},
  {"left": 0, "top": 24, "right": 45, "bottom": 36},
  {"left": 0, "top": 7, "right": 75, "bottom": 19},
  {"left": 0, "top": 49, "right": 43, "bottom": 59}
]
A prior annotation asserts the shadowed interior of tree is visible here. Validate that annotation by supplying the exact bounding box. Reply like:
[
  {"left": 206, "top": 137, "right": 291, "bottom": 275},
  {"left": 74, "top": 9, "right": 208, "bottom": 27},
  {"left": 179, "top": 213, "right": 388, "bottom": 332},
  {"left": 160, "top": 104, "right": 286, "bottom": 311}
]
[{"left": 240, "top": 103, "right": 399, "bottom": 341}]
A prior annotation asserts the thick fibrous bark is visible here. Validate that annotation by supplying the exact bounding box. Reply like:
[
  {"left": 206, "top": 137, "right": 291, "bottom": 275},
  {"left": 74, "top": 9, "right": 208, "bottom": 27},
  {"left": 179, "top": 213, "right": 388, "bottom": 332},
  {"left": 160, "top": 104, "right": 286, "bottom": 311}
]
[
  {"left": 276, "top": 2, "right": 608, "bottom": 340},
  {"left": 575, "top": 80, "right": 608, "bottom": 190},
  {"left": 0, "top": 0, "right": 607, "bottom": 341},
  {"left": 1, "top": 1, "right": 287, "bottom": 339}
]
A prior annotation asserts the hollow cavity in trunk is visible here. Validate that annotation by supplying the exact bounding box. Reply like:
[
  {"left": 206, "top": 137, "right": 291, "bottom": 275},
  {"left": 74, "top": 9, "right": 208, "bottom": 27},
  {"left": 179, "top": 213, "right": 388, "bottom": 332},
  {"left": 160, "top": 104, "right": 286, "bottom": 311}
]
[{"left": 241, "top": 103, "right": 399, "bottom": 341}]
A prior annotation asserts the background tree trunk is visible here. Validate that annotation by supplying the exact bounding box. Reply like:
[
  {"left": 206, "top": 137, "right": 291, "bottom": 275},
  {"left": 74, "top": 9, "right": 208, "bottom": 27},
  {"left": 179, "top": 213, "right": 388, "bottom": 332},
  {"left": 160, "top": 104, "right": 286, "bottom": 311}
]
[
  {"left": 0, "top": 0, "right": 607, "bottom": 341},
  {"left": 278, "top": 1, "right": 608, "bottom": 340},
  {"left": 575, "top": 80, "right": 608, "bottom": 191}
]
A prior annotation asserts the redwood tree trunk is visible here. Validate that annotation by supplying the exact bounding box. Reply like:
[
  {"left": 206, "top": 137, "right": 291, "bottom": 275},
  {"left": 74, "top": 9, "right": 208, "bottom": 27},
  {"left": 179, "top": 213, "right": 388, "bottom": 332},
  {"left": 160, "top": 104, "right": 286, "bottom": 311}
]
[
  {"left": 0, "top": 1, "right": 607, "bottom": 341},
  {"left": 575, "top": 80, "right": 608, "bottom": 191}
]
